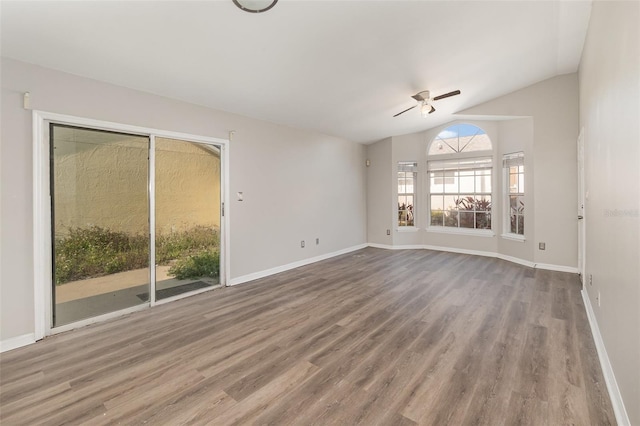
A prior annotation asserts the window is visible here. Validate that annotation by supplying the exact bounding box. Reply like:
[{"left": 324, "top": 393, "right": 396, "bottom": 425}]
[
  {"left": 398, "top": 162, "right": 417, "bottom": 227},
  {"left": 427, "top": 124, "right": 493, "bottom": 232},
  {"left": 504, "top": 152, "right": 525, "bottom": 236},
  {"left": 428, "top": 123, "right": 492, "bottom": 155},
  {"left": 428, "top": 158, "right": 492, "bottom": 229}
]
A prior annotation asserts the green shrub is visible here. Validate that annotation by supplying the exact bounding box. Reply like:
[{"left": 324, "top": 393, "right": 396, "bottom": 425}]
[
  {"left": 156, "top": 226, "right": 219, "bottom": 264},
  {"left": 54, "top": 226, "right": 220, "bottom": 284},
  {"left": 168, "top": 249, "right": 220, "bottom": 280},
  {"left": 54, "top": 227, "right": 149, "bottom": 284}
]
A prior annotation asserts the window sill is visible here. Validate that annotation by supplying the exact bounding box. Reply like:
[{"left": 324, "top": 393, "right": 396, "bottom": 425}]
[
  {"left": 501, "top": 233, "right": 526, "bottom": 242},
  {"left": 426, "top": 227, "right": 495, "bottom": 237},
  {"left": 397, "top": 227, "right": 420, "bottom": 233}
]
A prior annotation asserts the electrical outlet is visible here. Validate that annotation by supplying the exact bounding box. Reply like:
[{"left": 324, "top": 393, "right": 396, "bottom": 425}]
[
  {"left": 386, "top": 229, "right": 391, "bottom": 236},
  {"left": 301, "top": 240, "right": 305, "bottom": 248},
  {"left": 316, "top": 238, "right": 319, "bottom": 245},
  {"left": 538, "top": 242, "right": 546, "bottom": 250},
  {"left": 589, "top": 274, "right": 593, "bottom": 286}
]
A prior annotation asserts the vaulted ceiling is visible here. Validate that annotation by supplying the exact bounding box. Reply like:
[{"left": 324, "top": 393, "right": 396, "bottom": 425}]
[{"left": 1, "top": 1, "right": 592, "bottom": 143}]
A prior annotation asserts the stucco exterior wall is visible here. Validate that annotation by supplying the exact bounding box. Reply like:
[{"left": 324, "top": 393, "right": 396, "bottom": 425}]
[{"left": 53, "top": 127, "right": 220, "bottom": 236}]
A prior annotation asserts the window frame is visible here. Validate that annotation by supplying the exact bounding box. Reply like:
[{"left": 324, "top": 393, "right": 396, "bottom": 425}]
[
  {"left": 426, "top": 124, "right": 495, "bottom": 236},
  {"left": 502, "top": 152, "right": 525, "bottom": 241},
  {"left": 397, "top": 161, "right": 418, "bottom": 230}
]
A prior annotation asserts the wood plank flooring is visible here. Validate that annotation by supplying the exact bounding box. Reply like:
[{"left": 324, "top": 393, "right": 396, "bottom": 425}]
[{"left": 0, "top": 248, "right": 616, "bottom": 425}]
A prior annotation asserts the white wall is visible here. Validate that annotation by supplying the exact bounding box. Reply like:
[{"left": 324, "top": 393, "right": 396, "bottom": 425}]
[
  {"left": 497, "top": 118, "right": 535, "bottom": 262},
  {"left": 579, "top": 1, "right": 640, "bottom": 424},
  {"left": 366, "top": 138, "right": 392, "bottom": 245},
  {"left": 461, "top": 74, "right": 580, "bottom": 268},
  {"left": 0, "top": 58, "right": 367, "bottom": 343}
]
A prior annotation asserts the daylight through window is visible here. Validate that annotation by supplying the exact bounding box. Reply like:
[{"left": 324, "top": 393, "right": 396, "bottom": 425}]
[
  {"left": 504, "top": 152, "right": 525, "bottom": 235},
  {"left": 427, "top": 124, "right": 493, "bottom": 231},
  {"left": 398, "top": 162, "right": 417, "bottom": 227}
]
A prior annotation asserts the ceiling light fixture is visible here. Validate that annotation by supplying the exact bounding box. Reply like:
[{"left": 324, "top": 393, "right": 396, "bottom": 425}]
[
  {"left": 420, "top": 101, "right": 432, "bottom": 118},
  {"left": 233, "top": 0, "right": 278, "bottom": 13}
]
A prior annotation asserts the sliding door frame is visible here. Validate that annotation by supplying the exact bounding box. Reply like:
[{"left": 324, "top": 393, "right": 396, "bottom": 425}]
[{"left": 33, "top": 110, "right": 230, "bottom": 340}]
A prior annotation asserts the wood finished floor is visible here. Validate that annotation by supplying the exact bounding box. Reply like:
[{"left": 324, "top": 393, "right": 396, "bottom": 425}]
[{"left": 0, "top": 248, "right": 616, "bottom": 425}]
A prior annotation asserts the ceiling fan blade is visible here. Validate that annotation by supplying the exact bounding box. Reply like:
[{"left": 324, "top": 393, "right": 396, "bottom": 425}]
[
  {"left": 393, "top": 105, "right": 417, "bottom": 117},
  {"left": 433, "top": 90, "right": 461, "bottom": 101},
  {"left": 429, "top": 105, "right": 436, "bottom": 114},
  {"left": 411, "top": 91, "right": 429, "bottom": 102}
]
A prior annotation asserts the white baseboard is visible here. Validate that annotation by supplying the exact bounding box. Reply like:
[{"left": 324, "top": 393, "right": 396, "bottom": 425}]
[
  {"left": 0, "top": 333, "right": 36, "bottom": 353},
  {"left": 581, "top": 289, "right": 630, "bottom": 426},
  {"left": 229, "top": 243, "right": 368, "bottom": 286},
  {"left": 370, "top": 243, "right": 574, "bottom": 272},
  {"left": 423, "top": 244, "right": 497, "bottom": 259},
  {"left": 497, "top": 253, "right": 536, "bottom": 268},
  {"left": 534, "top": 263, "right": 578, "bottom": 273}
]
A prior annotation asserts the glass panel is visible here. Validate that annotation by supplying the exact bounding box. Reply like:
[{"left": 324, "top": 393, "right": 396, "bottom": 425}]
[
  {"left": 473, "top": 196, "right": 491, "bottom": 212},
  {"left": 429, "top": 124, "right": 491, "bottom": 155},
  {"left": 459, "top": 211, "right": 475, "bottom": 228},
  {"left": 510, "top": 214, "right": 518, "bottom": 234},
  {"left": 443, "top": 171, "right": 458, "bottom": 193},
  {"left": 428, "top": 139, "right": 456, "bottom": 155},
  {"left": 431, "top": 210, "right": 444, "bottom": 226},
  {"left": 509, "top": 173, "right": 519, "bottom": 193},
  {"left": 518, "top": 173, "right": 524, "bottom": 192},
  {"left": 461, "top": 133, "right": 492, "bottom": 152},
  {"left": 443, "top": 195, "right": 458, "bottom": 211},
  {"left": 397, "top": 172, "right": 406, "bottom": 193},
  {"left": 476, "top": 173, "right": 491, "bottom": 193},
  {"left": 430, "top": 195, "right": 443, "bottom": 211},
  {"left": 398, "top": 193, "right": 414, "bottom": 227},
  {"left": 518, "top": 215, "right": 525, "bottom": 235},
  {"left": 52, "top": 125, "right": 149, "bottom": 327},
  {"left": 155, "top": 138, "right": 221, "bottom": 301},
  {"left": 459, "top": 173, "right": 474, "bottom": 193},
  {"left": 430, "top": 172, "right": 443, "bottom": 193},
  {"left": 475, "top": 212, "right": 491, "bottom": 229},
  {"left": 510, "top": 196, "right": 524, "bottom": 215},
  {"left": 445, "top": 210, "right": 459, "bottom": 227}
]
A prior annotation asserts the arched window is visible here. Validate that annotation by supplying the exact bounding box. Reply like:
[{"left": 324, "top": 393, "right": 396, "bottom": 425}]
[{"left": 427, "top": 124, "right": 493, "bottom": 231}]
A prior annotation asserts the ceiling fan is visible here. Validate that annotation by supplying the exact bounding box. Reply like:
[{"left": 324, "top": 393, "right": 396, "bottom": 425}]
[{"left": 393, "top": 89, "right": 461, "bottom": 117}]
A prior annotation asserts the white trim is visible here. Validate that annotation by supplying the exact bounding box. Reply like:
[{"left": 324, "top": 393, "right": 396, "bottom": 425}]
[
  {"left": 229, "top": 244, "right": 368, "bottom": 286},
  {"left": 422, "top": 244, "right": 497, "bottom": 259},
  {"left": 0, "top": 333, "right": 36, "bottom": 353},
  {"left": 396, "top": 227, "right": 420, "bottom": 233},
  {"left": 534, "top": 263, "right": 578, "bottom": 273},
  {"left": 149, "top": 135, "right": 157, "bottom": 305},
  {"left": 496, "top": 253, "right": 535, "bottom": 268},
  {"left": 48, "top": 304, "right": 149, "bottom": 336},
  {"left": 426, "top": 226, "right": 495, "bottom": 237},
  {"left": 581, "top": 290, "right": 631, "bottom": 426},
  {"left": 154, "top": 284, "right": 223, "bottom": 306},
  {"left": 367, "top": 243, "right": 579, "bottom": 271},
  {"left": 32, "top": 111, "right": 47, "bottom": 340},
  {"left": 367, "top": 243, "right": 396, "bottom": 250},
  {"left": 221, "top": 143, "right": 231, "bottom": 287},
  {"left": 501, "top": 233, "right": 526, "bottom": 242}
]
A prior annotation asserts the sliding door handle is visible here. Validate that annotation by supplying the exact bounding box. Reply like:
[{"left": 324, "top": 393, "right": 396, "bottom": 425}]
[{"left": 578, "top": 215, "right": 584, "bottom": 220}]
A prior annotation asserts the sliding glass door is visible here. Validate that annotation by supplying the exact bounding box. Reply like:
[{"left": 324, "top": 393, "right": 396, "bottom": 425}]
[
  {"left": 154, "top": 138, "right": 221, "bottom": 301},
  {"left": 49, "top": 125, "right": 224, "bottom": 329},
  {"left": 51, "top": 125, "right": 150, "bottom": 327}
]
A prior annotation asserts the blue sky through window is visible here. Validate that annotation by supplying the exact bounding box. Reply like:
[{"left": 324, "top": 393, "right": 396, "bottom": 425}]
[{"left": 437, "top": 124, "right": 485, "bottom": 139}]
